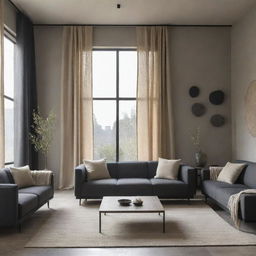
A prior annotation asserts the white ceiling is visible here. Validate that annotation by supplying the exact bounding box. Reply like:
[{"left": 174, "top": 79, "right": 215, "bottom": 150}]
[{"left": 12, "top": 0, "right": 256, "bottom": 25}]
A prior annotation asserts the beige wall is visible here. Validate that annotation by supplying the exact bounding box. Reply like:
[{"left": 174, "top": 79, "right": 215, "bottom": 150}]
[
  {"left": 34, "top": 26, "right": 232, "bottom": 186},
  {"left": 231, "top": 7, "right": 256, "bottom": 161}
]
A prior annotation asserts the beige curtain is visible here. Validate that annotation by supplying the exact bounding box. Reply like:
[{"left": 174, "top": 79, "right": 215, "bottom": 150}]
[
  {"left": 136, "top": 26, "right": 175, "bottom": 161},
  {"left": 59, "top": 26, "right": 93, "bottom": 189},
  {"left": 0, "top": 0, "right": 4, "bottom": 167}
]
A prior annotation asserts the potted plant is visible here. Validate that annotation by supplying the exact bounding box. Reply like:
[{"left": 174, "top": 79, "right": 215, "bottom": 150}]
[
  {"left": 191, "top": 127, "right": 207, "bottom": 167},
  {"left": 30, "top": 109, "right": 56, "bottom": 170}
]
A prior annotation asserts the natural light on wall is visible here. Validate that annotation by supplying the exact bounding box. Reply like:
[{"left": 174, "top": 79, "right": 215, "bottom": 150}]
[
  {"left": 92, "top": 50, "right": 137, "bottom": 162},
  {"left": 4, "top": 37, "right": 14, "bottom": 166}
]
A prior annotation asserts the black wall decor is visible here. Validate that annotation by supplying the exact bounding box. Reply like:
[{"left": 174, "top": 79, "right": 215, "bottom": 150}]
[
  {"left": 189, "top": 86, "right": 200, "bottom": 98},
  {"left": 209, "top": 90, "right": 225, "bottom": 105},
  {"left": 210, "top": 114, "right": 225, "bottom": 127},
  {"left": 191, "top": 103, "right": 206, "bottom": 117}
]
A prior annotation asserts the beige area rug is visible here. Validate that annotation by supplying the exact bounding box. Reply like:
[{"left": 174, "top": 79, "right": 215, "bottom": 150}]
[{"left": 25, "top": 190, "right": 256, "bottom": 248}]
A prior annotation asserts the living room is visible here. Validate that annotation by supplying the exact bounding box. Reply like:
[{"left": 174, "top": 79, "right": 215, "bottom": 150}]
[{"left": 1, "top": 0, "right": 256, "bottom": 255}]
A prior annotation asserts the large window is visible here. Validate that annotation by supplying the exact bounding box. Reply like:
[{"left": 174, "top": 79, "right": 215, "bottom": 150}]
[
  {"left": 93, "top": 49, "right": 137, "bottom": 162},
  {"left": 4, "top": 36, "right": 15, "bottom": 166}
]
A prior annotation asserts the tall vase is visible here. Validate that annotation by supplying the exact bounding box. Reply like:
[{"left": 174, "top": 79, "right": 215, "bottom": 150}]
[{"left": 195, "top": 150, "right": 207, "bottom": 167}]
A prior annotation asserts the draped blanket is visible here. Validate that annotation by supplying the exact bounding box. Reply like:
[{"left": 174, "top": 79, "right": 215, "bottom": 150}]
[
  {"left": 209, "top": 166, "right": 223, "bottom": 181},
  {"left": 228, "top": 189, "right": 256, "bottom": 228},
  {"left": 31, "top": 170, "right": 52, "bottom": 186}
]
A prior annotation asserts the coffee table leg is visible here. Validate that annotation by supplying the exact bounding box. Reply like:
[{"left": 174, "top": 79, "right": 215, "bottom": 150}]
[
  {"left": 163, "top": 211, "right": 165, "bottom": 233},
  {"left": 99, "top": 212, "right": 102, "bottom": 233}
]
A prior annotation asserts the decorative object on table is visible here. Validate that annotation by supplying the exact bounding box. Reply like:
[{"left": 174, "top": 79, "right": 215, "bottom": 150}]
[
  {"left": 191, "top": 127, "right": 207, "bottom": 167},
  {"left": 189, "top": 86, "right": 200, "bottom": 98},
  {"left": 245, "top": 80, "right": 256, "bottom": 137},
  {"left": 29, "top": 109, "right": 56, "bottom": 169},
  {"left": 210, "top": 114, "right": 225, "bottom": 127},
  {"left": 209, "top": 90, "right": 225, "bottom": 105},
  {"left": 191, "top": 103, "right": 206, "bottom": 117},
  {"left": 133, "top": 198, "right": 143, "bottom": 206},
  {"left": 118, "top": 199, "right": 131, "bottom": 206}
]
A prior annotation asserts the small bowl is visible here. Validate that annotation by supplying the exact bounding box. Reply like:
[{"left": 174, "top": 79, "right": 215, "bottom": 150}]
[
  {"left": 118, "top": 199, "right": 131, "bottom": 206},
  {"left": 133, "top": 201, "right": 143, "bottom": 207}
]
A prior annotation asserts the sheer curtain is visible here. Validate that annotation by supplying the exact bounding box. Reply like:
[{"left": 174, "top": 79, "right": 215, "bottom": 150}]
[
  {"left": 59, "top": 26, "right": 93, "bottom": 189},
  {"left": 136, "top": 26, "right": 175, "bottom": 161},
  {"left": 0, "top": 0, "right": 4, "bottom": 167}
]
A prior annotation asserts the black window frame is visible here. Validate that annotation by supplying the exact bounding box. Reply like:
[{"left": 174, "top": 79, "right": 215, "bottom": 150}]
[
  {"left": 3, "top": 29, "right": 16, "bottom": 166},
  {"left": 92, "top": 48, "right": 137, "bottom": 162}
]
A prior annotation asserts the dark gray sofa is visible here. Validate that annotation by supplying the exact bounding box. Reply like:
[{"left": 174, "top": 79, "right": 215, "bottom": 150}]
[
  {"left": 0, "top": 168, "right": 54, "bottom": 230},
  {"left": 201, "top": 160, "right": 256, "bottom": 222},
  {"left": 75, "top": 161, "right": 197, "bottom": 204}
]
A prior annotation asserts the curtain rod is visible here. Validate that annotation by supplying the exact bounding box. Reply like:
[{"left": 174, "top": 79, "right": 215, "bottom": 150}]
[{"left": 33, "top": 24, "right": 232, "bottom": 27}]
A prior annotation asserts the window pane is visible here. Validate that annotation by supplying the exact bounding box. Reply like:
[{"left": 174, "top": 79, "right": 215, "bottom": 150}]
[
  {"left": 4, "top": 37, "right": 14, "bottom": 98},
  {"left": 93, "top": 51, "right": 116, "bottom": 98},
  {"left": 4, "top": 99, "right": 14, "bottom": 163},
  {"left": 93, "top": 101, "right": 116, "bottom": 161},
  {"left": 119, "top": 51, "right": 137, "bottom": 98},
  {"left": 119, "top": 101, "right": 137, "bottom": 161}
]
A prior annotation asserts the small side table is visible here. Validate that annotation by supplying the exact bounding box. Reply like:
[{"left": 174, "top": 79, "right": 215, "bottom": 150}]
[{"left": 194, "top": 167, "right": 204, "bottom": 188}]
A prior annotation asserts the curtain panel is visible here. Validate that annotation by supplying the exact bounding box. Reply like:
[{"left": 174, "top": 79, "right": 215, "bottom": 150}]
[
  {"left": 14, "top": 12, "right": 38, "bottom": 169},
  {"left": 136, "top": 26, "right": 175, "bottom": 161},
  {"left": 59, "top": 26, "right": 93, "bottom": 189},
  {"left": 0, "top": 0, "right": 4, "bottom": 167}
]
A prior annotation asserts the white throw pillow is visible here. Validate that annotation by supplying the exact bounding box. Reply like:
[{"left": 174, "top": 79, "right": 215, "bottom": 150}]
[
  {"left": 154, "top": 158, "right": 181, "bottom": 180},
  {"left": 83, "top": 159, "right": 111, "bottom": 180},
  {"left": 10, "top": 165, "right": 35, "bottom": 188},
  {"left": 217, "top": 162, "right": 246, "bottom": 184}
]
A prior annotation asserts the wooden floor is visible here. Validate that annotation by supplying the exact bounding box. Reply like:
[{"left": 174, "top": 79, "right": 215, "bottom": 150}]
[{"left": 3, "top": 246, "right": 256, "bottom": 256}]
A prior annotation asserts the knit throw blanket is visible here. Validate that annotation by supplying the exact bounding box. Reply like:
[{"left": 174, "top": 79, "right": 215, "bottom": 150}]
[
  {"left": 209, "top": 166, "right": 223, "bottom": 181},
  {"left": 31, "top": 170, "right": 52, "bottom": 186},
  {"left": 227, "top": 189, "right": 256, "bottom": 228}
]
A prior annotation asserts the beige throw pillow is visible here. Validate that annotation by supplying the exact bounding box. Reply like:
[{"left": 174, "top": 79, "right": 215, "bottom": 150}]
[
  {"left": 10, "top": 165, "right": 34, "bottom": 188},
  {"left": 217, "top": 162, "right": 246, "bottom": 184},
  {"left": 83, "top": 159, "right": 111, "bottom": 180},
  {"left": 154, "top": 158, "right": 181, "bottom": 180}
]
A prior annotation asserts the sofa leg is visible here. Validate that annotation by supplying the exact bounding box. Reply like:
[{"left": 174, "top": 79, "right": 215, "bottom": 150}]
[
  {"left": 47, "top": 201, "right": 50, "bottom": 208},
  {"left": 79, "top": 199, "right": 81, "bottom": 206},
  {"left": 205, "top": 196, "right": 208, "bottom": 203},
  {"left": 187, "top": 198, "right": 190, "bottom": 203}
]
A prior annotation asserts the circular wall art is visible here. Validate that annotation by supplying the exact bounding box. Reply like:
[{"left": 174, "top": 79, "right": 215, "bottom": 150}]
[
  {"left": 189, "top": 86, "right": 200, "bottom": 98},
  {"left": 245, "top": 80, "right": 256, "bottom": 137},
  {"left": 191, "top": 103, "right": 206, "bottom": 117},
  {"left": 210, "top": 114, "right": 225, "bottom": 127},
  {"left": 209, "top": 90, "right": 225, "bottom": 105}
]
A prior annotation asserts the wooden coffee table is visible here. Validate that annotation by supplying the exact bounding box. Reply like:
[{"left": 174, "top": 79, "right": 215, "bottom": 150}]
[{"left": 99, "top": 196, "right": 165, "bottom": 233}]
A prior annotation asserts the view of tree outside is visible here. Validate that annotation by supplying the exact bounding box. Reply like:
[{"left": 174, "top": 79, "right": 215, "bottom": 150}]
[
  {"left": 4, "top": 37, "right": 14, "bottom": 165},
  {"left": 92, "top": 50, "right": 137, "bottom": 162}
]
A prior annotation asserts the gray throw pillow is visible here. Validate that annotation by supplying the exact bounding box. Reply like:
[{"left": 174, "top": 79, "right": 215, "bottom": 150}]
[
  {"left": 83, "top": 159, "right": 111, "bottom": 180},
  {"left": 217, "top": 162, "right": 246, "bottom": 184},
  {"left": 10, "top": 165, "right": 35, "bottom": 188},
  {"left": 154, "top": 158, "right": 181, "bottom": 180}
]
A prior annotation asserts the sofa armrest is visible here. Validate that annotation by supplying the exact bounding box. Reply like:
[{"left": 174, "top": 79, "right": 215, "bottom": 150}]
[
  {"left": 0, "top": 184, "right": 18, "bottom": 227},
  {"left": 240, "top": 194, "right": 256, "bottom": 222},
  {"left": 74, "top": 164, "right": 87, "bottom": 198},
  {"left": 201, "top": 169, "right": 210, "bottom": 181},
  {"left": 180, "top": 165, "right": 197, "bottom": 197}
]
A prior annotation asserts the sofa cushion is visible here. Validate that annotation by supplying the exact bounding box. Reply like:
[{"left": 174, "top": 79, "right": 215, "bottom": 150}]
[
  {"left": 10, "top": 166, "right": 35, "bottom": 188},
  {"left": 83, "top": 159, "right": 111, "bottom": 180},
  {"left": 81, "top": 179, "right": 118, "bottom": 198},
  {"left": 19, "top": 186, "right": 53, "bottom": 205},
  {"left": 202, "top": 180, "right": 247, "bottom": 205},
  {"left": 118, "top": 162, "right": 148, "bottom": 179},
  {"left": 217, "top": 162, "right": 246, "bottom": 184},
  {"left": 236, "top": 161, "right": 256, "bottom": 189},
  {"left": 151, "top": 178, "right": 188, "bottom": 198},
  {"left": 18, "top": 193, "right": 38, "bottom": 218},
  {"left": 215, "top": 187, "right": 247, "bottom": 208},
  {"left": 117, "top": 178, "right": 152, "bottom": 196},
  {"left": 107, "top": 163, "right": 119, "bottom": 179},
  {"left": 148, "top": 161, "right": 158, "bottom": 179},
  {"left": 154, "top": 158, "right": 181, "bottom": 180}
]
